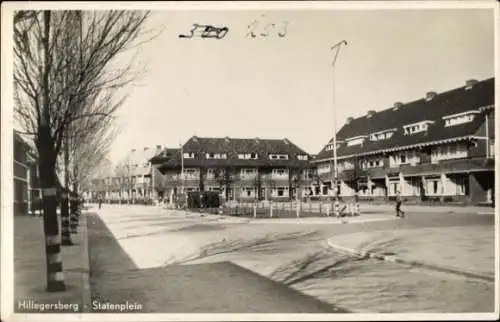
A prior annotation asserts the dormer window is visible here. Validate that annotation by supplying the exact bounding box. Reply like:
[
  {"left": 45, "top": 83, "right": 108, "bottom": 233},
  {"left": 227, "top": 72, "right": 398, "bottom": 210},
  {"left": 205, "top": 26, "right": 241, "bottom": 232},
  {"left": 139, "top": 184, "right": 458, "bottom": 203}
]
[
  {"left": 346, "top": 136, "right": 367, "bottom": 147},
  {"left": 403, "top": 121, "right": 434, "bottom": 135},
  {"left": 183, "top": 152, "right": 195, "bottom": 159},
  {"left": 206, "top": 153, "right": 227, "bottom": 159},
  {"left": 238, "top": 153, "right": 258, "bottom": 160},
  {"left": 325, "top": 141, "right": 342, "bottom": 151},
  {"left": 297, "top": 154, "right": 308, "bottom": 161},
  {"left": 442, "top": 110, "right": 479, "bottom": 127},
  {"left": 269, "top": 154, "right": 289, "bottom": 160},
  {"left": 369, "top": 128, "right": 396, "bottom": 141}
]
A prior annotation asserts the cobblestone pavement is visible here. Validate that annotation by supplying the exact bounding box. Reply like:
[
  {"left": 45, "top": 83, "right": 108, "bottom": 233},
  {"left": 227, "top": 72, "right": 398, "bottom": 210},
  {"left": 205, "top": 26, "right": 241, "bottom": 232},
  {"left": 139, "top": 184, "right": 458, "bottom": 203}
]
[{"left": 89, "top": 204, "right": 496, "bottom": 313}]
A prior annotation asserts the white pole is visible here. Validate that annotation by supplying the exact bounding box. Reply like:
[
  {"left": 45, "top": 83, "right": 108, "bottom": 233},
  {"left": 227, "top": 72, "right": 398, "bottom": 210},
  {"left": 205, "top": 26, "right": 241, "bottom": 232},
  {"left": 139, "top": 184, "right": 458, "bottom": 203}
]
[{"left": 330, "top": 40, "right": 348, "bottom": 202}]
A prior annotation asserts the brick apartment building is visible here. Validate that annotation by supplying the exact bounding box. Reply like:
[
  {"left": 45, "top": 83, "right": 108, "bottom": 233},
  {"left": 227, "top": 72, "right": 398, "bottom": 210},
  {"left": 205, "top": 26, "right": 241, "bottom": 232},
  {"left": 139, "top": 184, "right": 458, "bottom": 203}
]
[
  {"left": 312, "top": 78, "right": 495, "bottom": 205},
  {"left": 13, "top": 130, "right": 41, "bottom": 215},
  {"left": 150, "top": 136, "right": 313, "bottom": 202}
]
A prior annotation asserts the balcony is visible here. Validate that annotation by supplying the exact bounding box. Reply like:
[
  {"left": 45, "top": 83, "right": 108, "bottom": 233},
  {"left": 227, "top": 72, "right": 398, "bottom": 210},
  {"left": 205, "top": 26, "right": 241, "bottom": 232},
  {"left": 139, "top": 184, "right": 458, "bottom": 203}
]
[
  {"left": 394, "top": 157, "right": 494, "bottom": 176},
  {"left": 270, "top": 173, "right": 289, "bottom": 180},
  {"left": 239, "top": 172, "right": 258, "bottom": 180}
]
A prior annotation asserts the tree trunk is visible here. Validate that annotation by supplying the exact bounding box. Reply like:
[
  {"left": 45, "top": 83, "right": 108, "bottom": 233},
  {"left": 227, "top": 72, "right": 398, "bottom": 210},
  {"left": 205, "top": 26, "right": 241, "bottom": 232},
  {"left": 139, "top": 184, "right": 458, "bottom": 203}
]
[
  {"left": 39, "top": 10, "right": 65, "bottom": 292},
  {"left": 61, "top": 138, "right": 73, "bottom": 245},
  {"left": 39, "top": 126, "right": 66, "bottom": 291},
  {"left": 70, "top": 181, "right": 79, "bottom": 234}
]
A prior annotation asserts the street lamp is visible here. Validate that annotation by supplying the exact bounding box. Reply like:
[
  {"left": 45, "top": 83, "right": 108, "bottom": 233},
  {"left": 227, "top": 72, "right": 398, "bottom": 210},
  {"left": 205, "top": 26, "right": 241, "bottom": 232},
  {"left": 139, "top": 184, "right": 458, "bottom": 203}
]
[{"left": 330, "top": 40, "right": 348, "bottom": 201}]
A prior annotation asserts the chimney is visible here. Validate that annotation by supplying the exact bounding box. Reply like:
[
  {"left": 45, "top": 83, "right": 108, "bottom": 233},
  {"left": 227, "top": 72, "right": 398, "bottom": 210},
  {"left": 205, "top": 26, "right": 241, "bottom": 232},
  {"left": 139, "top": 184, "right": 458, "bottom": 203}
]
[
  {"left": 192, "top": 136, "right": 198, "bottom": 142},
  {"left": 254, "top": 137, "right": 260, "bottom": 143},
  {"left": 366, "top": 110, "right": 376, "bottom": 118},
  {"left": 224, "top": 136, "right": 230, "bottom": 143},
  {"left": 283, "top": 138, "right": 290, "bottom": 145},
  {"left": 425, "top": 91, "right": 437, "bottom": 101},
  {"left": 465, "top": 79, "right": 478, "bottom": 90},
  {"left": 346, "top": 117, "right": 354, "bottom": 124},
  {"left": 393, "top": 102, "right": 403, "bottom": 111}
]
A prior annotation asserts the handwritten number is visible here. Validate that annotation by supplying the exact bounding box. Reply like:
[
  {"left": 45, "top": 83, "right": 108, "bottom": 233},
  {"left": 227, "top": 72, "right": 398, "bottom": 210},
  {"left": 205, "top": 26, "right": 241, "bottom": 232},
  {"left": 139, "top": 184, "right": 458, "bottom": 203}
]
[
  {"left": 260, "top": 23, "right": 274, "bottom": 37},
  {"left": 278, "top": 21, "right": 289, "bottom": 37},
  {"left": 179, "top": 23, "right": 200, "bottom": 39},
  {"left": 246, "top": 20, "right": 259, "bottom": 38},
  {"left": 180, "top": 24, "right": 228, "bottom": 39},
  {"left": 216, "top": 27, "right": 229, "bottom": 39}
]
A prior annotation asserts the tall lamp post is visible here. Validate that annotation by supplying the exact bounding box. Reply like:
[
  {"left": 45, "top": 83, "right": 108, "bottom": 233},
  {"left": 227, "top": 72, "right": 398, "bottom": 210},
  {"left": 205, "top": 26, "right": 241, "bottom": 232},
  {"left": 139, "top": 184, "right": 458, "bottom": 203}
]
[{"left": 330, "top": 40, "right": 348, "bottom": 201}]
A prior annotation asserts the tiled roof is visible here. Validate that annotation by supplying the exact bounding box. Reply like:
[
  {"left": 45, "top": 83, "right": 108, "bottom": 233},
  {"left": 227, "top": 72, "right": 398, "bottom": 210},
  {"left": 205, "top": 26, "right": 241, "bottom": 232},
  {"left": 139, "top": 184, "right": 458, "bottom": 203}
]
[
  {"left": 158, "top": 136, "right": 310, "bottom": 171},
  {"left": 315, "top": 77, "right": 495, "bottom": 161},
  {"left": 149, "top": 148, "right": 181, "bottom": 164}
]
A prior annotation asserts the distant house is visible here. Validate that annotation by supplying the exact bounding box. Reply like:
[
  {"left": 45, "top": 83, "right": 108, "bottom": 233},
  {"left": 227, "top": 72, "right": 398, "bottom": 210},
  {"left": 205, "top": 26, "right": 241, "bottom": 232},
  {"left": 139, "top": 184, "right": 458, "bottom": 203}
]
[
  {"left": 151, "top": 136, "right": 313, "bottom": 201},
  {"left": 87, "top": 146, "right": 163, "bottom": 203},
  {"left": 312, "top": 78, "right": 495, "bottom": 204},
  {"left": 13, "top": 130, "right": 40, "bottom": 215}
]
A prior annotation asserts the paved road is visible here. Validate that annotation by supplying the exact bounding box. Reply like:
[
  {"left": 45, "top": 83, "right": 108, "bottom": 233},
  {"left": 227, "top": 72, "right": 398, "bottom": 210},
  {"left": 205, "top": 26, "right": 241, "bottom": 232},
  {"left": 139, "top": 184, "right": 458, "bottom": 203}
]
[{"left": 89, "top": 205, "right": 495, "bottom": 313}]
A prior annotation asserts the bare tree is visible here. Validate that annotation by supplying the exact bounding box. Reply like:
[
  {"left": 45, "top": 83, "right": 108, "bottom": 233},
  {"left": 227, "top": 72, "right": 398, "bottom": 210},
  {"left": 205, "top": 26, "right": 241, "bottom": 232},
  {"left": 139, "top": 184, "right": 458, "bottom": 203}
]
[
  {"left": 114, "top": 161, "right": 135, "bottom": 204},
  {"left": 14, "top": 9, "right": 154, "bottom": 292}
]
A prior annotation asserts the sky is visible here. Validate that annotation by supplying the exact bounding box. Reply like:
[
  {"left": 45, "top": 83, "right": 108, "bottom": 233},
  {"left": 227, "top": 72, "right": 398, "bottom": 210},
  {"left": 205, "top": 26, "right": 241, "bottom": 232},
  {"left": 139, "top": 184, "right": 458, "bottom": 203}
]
[{"left": 108, "top": 7, "right": 494, "bottom": 163}]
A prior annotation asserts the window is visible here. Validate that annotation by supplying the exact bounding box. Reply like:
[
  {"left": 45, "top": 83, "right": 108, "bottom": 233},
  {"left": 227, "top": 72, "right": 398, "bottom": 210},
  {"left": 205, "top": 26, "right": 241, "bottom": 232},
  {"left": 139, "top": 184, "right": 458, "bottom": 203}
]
[
  {"left": 183, "top": 152, "right": 195, "bottom": 159},
  {"left": 346, "top": 137, "right": 366, "bottom": 146},
  {"left": 403, "top": 121, "right": 433, "bottom": 135},
  {"left": 272, "top": 168, "right": 288, "bottom": 176},
  {"left": 275, "top": 186, "right": 288, "bottom": 197},
  {"left": 443, "top": 111, "right": 478, "bottom": 127},
  {"left": 206, "top": 153, "right": 227, "bottom": 159},
  {"left": 400, "top": 154, "right": 406, "bottom": 164},
  {"left": 297, "top": 154, "right": 308, "bottom": 161},
  {"left": 317, "top": 163, "right": 331, "bottom": 174},
  {"left": 269, "top": 154, "right": 289, "bottom": 160}
]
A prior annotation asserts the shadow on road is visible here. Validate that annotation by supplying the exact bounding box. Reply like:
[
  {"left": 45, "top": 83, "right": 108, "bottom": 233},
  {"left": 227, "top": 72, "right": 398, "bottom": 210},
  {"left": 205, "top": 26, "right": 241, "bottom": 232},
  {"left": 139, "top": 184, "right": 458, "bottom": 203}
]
[{"left": 87, "top": 214, "right": 348, "bottom": 313}]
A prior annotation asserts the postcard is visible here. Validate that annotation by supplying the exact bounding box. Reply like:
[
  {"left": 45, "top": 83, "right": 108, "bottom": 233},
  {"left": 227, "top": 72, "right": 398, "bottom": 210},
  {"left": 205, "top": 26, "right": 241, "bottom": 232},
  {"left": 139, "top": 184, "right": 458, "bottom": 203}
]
[{"left": 1, "top": 1, "right": 499, "bottom": 321}]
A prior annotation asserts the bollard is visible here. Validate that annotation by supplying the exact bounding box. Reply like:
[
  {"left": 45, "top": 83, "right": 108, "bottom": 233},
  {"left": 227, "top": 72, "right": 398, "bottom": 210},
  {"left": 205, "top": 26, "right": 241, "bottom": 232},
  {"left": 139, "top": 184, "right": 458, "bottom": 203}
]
[
  {"left": 253, "top": 205, "right": 257, "bottom": 218},
  {"left": 319, "top": 203, "right": 322, "bottom": 215},
  {"left": 309, "top": 202, "right": 312, "bottom": 214},
  {"left": 326, "top": 206, "right": 330, "bottom": 217},
  {"left": 270, "top": 202, "right": 273, "bottom": 218},
  {"left": 296, "top": 201, "right": 300, "bottom": 218},
  {"left": 356, "top": 202, "right": 360, "bottom": 216}
]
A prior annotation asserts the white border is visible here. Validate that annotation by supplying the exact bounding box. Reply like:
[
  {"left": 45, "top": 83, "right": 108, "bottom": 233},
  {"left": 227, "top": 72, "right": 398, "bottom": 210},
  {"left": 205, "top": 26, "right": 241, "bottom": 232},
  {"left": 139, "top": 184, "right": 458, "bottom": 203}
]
[{"left": 1, "top": 1, "right": 499, "bottom": 322}]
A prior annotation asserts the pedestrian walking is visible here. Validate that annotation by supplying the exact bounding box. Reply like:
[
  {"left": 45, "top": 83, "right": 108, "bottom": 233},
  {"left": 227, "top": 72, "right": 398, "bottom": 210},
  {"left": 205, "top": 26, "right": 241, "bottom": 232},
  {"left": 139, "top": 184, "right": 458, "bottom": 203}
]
[
  {"left": 395, "top": 191, "right": 405, "bottom": 218},
  {"left": 98, "top": 195, "right": 102, "bottom": 210},
  {"left": 354, "top": 191, "right": 360, "bottom": 216}
]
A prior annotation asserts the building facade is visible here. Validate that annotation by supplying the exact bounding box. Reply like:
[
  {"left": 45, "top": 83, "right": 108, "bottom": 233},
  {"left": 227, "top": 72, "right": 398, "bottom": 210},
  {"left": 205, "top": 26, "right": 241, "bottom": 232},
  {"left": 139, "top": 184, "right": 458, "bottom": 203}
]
[
  {"left": 13, "top": 131, "right": 40, "bottom": 215},
  {"left": 88, "top": 146, "right": 163, "bottom": 203},
  {"left": 151, "top": 136, "right": 313, "bottom": 202},
  {"left": 312, "top": 78, "right": 495, "bottom": 205}
]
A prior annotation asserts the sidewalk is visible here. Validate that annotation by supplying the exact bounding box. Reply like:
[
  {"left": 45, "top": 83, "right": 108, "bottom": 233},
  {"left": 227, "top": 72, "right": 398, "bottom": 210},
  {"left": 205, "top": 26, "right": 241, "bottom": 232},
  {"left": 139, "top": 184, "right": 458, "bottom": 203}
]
[
  {"left": 327, "top": 225, "right": 495, "bottom": 280},
  {"left": 87, "top": 213, "right": 348, "bottom": 313},
  {"left": 13, "top": 214, "right": 90, "bottom": 313}
]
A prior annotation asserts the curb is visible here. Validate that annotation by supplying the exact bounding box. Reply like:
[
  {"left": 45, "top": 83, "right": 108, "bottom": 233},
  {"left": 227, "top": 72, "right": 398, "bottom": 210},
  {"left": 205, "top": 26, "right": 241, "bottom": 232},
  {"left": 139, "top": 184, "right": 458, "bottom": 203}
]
[
  {"left": 326, "top": 239, "right": 494, "bottom": 283},
  {"left": 80, "top": 213, "right": 91, "bottom": 312}
]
